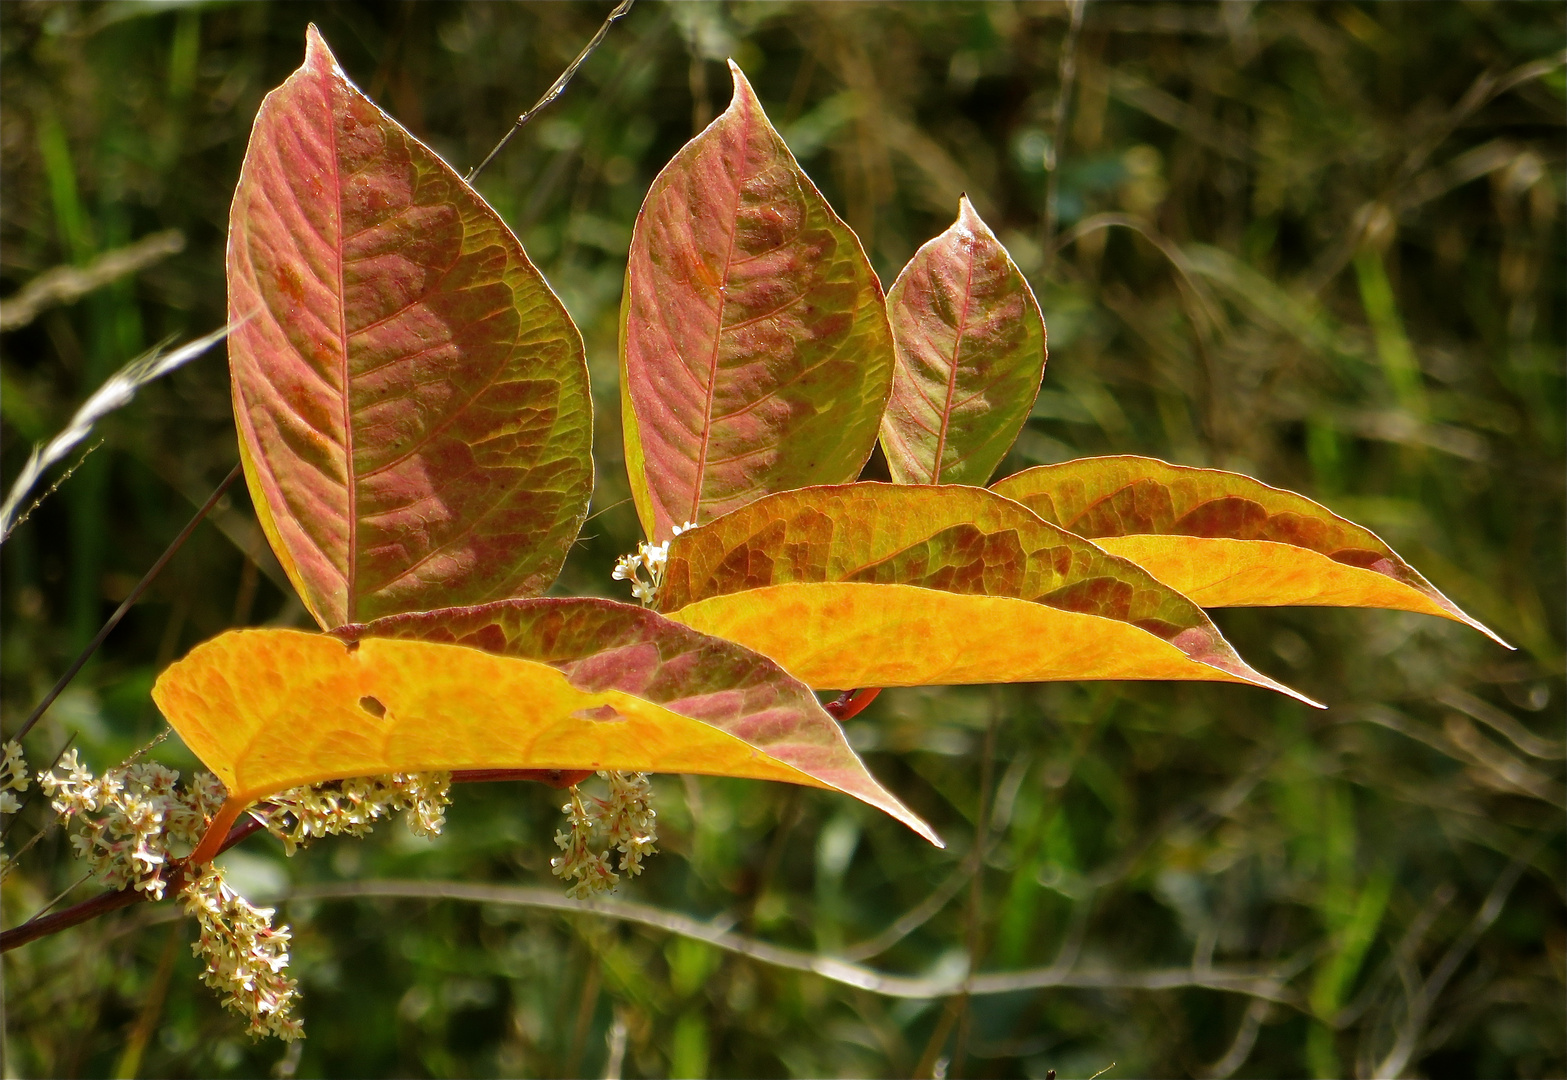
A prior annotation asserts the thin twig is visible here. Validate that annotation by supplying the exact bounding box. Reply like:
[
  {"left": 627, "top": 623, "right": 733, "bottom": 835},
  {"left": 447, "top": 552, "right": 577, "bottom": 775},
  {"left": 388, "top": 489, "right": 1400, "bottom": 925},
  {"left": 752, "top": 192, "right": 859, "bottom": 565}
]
[
  {"left": 0, "top": 769, "right": 594, "bottom": 949},
  {"left": 261, "top": 879, "right": 1309, "bottom": 1005},
  {"left": 0, "top": 814, "right": 266, "bottom": 952},
  {"left": 26, "top": 870, "right": 94, "bottom": 924},
  {"left": 7, "top": 462, "right": 243, "bottom": 745},
  {"left": 0, "top": 230, "right": 185, "bottom": 332},
  {"left": 464, "top": 0, "right": 637, "bottom": 184},
  {"left": 3, "top": 439, "right": 102, "bottom": 537}
]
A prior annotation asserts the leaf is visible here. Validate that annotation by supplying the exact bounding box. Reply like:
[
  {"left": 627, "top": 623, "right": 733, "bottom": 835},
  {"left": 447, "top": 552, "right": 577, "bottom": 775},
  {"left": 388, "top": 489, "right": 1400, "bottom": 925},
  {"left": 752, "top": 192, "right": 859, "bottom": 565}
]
[
  {"left": 228, "top": 27, "right": 592, "bottom": 629},
  {"left": 154, "top": 598, "right": 941, "bottom": 859},
  {"left": 880, "top": 196, "right": 1046, "bottom": 486},
  {"left": 620, "top": 61, "right": 894, "bottom": 543},
  {"left": 656, "top": 484, "right": 1317, "bottom": 702},
  {"left": 993, "top": 456, "right": 1507, "bottom": 646}
]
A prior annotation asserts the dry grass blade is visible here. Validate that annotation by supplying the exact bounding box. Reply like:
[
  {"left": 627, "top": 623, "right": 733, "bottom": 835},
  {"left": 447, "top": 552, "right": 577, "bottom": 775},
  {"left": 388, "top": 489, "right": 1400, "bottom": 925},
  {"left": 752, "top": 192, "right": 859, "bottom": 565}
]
[
  {"left": 0, "top": 230, "right": 184, "bottom": 332},
  {"left": 274, "top": 879, "right": 1308, "bottom": 1005},
  {"left": 0, "top": 323, "right": 236, "bottom": 542}
]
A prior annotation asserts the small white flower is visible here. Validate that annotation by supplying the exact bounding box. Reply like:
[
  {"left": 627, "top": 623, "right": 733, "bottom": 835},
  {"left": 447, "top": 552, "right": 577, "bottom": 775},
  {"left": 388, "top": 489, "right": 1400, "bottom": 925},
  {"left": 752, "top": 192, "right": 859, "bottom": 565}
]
[
  {"left": 254, "top": 772, "right": 450, "bottom": 855},
  {"left": 0, "top": 740, "right": 29, "bottom": 797},
  {"left": 611, "top": 533, "right": 684, "bottom": 607},
  {"left": 549, "top": 771, "right": 659, "bottom": 896},
  {"left": 180, "top": 864, "right": 303, "bottom": 1041}
]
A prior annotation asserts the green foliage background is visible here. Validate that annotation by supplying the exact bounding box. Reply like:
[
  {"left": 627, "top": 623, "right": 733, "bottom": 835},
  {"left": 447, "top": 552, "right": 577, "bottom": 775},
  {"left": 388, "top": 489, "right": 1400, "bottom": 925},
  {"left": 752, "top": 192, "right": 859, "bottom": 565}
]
[{"left": 2, "top": 3, "right": 1562, "bottom": 1077}]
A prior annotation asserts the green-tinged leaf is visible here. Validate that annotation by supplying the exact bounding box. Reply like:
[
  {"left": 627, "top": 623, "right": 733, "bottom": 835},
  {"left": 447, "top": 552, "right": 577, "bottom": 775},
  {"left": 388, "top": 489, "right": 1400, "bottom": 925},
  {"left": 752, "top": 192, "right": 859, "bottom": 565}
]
[
  {"left": 620, "top": 61, "right": 894, "bottom": 542},
  {"left": 154, "top": 598, "right": 940, "bottom": 858},
  {"left": 228, "top": 27, "right": 591, "bottom": 629},
  {"left": 992, "top": 456, "right": 1507, "bottom": 646},
  {"left": 881, "top": 196, "right": 1046, "bottom": 485},
  {"left": 656, "top": 483, "right": 1316, "bottom": 702}
]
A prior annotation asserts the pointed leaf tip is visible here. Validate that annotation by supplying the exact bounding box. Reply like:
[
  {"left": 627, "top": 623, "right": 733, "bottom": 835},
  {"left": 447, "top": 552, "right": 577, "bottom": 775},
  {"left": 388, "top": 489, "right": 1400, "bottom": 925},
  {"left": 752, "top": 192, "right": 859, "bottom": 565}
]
[
  {"left": 621, "top": 55, "right": 893, "bottom": 540},
  {"left": 994, "top": 457, "right": 1509, "bottom": 649},
  {"left": 880, "top": 202, "right": 1045, "bottom": 486},
  {"left": 229, "top": 26, "right": 592, "bottom": 628},
  {"left": 660, "top": 483, "right": 1312, "bottom": 703}
]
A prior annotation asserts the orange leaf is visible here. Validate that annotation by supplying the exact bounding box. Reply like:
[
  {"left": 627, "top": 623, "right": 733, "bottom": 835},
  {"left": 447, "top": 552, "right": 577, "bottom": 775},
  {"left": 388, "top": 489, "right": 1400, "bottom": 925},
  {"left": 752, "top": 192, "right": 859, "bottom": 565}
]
[
  {"left": 657, "top": 483, "right": 1318, "bottom": 703},
  {"left": 993, "top": 456, "right": 1508, "bottom": 647},
  {"left": 154, "top": 600, "right": 940, "bottom": 860}
]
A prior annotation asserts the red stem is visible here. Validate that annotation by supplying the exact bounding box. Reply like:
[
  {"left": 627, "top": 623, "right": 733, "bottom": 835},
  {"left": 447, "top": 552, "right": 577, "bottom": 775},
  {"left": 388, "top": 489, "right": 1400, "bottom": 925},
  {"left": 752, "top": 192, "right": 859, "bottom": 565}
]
[
  {"left": 824, "top": 687, "right": 882, "bottom": 722},
  {"left": 0, "top": 815, "right": 266, "bottom": 952},
  {"left": 0, "top": 769, "right": 594, "bottom": 952}
]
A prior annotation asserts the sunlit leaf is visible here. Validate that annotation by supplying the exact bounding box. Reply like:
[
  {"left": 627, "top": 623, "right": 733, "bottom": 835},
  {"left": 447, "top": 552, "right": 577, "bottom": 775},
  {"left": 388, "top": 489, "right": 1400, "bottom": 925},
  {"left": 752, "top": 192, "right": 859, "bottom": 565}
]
[
  {"left": 993, "top": 456, "right": 1507, "bottom": 645},
  {"left": 656, "top": 484, "right": 1316, "bottom": 702},
  {"left": 228, "top": 27, "right": 592, "bottom": 628},
  {"left": 880, "top": 196, "right": 1046, "bottom": 485},
  {"left": 155, "top": 598, "right": 941, "bottom": 859},
  {"left": 621, "top": 61, "right": 894, "bottom": 542}
]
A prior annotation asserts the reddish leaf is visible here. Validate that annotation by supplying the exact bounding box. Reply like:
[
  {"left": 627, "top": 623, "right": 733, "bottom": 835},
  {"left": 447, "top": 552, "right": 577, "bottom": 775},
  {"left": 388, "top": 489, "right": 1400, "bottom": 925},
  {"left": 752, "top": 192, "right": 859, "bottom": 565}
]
[
  {"left": 155, "top": 598, "right": 941, "bottom": 860},
  {"left": 993, "top": 456, "right": 1507, "bottom": 645},
  {"left": 228, "top": 27, "right": 592, "bottom": 628},
  {"left": 621, "top": 62, "right": 894, "bottom": 542},
  {"left": 881, "top": 197, "right": 1046, "bottom": 485},
  {"left": 657, "top": 484, "right": 1316, "bottom": 702}
]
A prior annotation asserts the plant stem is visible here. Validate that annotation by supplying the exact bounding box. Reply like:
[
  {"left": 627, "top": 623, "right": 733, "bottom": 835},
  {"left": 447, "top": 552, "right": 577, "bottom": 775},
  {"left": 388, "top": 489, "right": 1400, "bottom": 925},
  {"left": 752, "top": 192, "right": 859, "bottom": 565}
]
[
  {"left": 7, "top": 462, "right": 242, "bottom": 745},
  {"left": 824, "top": 687, "right": 881, "bottom": 721},
  {"left": 0, "top": 769, "right": 598, "bottom": 951},
  {"left": 464, "top": 0, "right": 636, "bottom": 184},
  {"left": 0, "top": 814, "right": 264, "bottom": 952}
]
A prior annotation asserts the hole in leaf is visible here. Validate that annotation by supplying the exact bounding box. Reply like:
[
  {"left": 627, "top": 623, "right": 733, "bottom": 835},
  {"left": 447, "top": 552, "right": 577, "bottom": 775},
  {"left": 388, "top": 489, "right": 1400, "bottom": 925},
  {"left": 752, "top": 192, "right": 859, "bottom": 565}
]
[
  {"left": 359, "top": 695, "right": 387, "bottom": 718},
  {"left": 571, "top": 704, "right": 625, "bottom": 723}
]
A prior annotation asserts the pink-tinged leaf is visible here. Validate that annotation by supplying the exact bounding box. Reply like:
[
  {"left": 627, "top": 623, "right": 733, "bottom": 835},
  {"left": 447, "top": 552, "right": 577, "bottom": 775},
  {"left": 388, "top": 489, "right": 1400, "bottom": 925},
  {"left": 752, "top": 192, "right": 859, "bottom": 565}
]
[
  {"left": 155, "top": 599, "right": 941, "bottom": 859},
  {"left": 656, "top": 484, "right": 1318, "bottom": 704},
  {"left": 228, "top": 27, "right": 592, "bottom": 629},
  {"left": 349, "top": 597, "right": 935, "bottom": 843},
  {"left": 621, "top": 62, "right": 894, "bottom": 542},
  {"left": 881, "top": 197, "right": 1046, "bottom": 485},
  {"left": 993, "top": 456, "right": 1508, "bottom": 646}
]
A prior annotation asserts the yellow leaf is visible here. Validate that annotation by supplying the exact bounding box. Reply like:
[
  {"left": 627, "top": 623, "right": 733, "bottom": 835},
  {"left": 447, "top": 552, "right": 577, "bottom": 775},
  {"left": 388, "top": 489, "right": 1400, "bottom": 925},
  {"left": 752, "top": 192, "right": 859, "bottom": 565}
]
[
  {"left": 669, "top": 582, "right": 1314, "bottom": 701},
  {"left": 154, "top": 619, "right": 940, "bottom": 861},
  {"left": 657, "top": 484, "right": 1318, "bottom": 704},
  {"left": 993, "top": 456, "right": 1508, "bottom": 647}
]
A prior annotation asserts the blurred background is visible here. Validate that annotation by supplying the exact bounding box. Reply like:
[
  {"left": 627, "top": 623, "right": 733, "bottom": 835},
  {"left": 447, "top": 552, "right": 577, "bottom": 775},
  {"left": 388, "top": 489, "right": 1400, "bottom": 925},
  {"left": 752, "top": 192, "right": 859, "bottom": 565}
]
[{"left": 1, "top": 2, "right": 1562, "bottom": 1077}]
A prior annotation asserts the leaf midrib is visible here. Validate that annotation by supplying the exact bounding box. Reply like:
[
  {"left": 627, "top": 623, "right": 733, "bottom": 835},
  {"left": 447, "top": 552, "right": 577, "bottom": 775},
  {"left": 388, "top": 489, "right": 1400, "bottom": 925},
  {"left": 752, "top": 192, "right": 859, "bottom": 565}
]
[
  {"left": 328, "top": 68, "right": 357, "bottom": 622},
  {"left": 929, "top": 232, "right": 977, "bottom": 485},
  {"left": 689, "top": 108, "right": 752, "bottom": 527}
]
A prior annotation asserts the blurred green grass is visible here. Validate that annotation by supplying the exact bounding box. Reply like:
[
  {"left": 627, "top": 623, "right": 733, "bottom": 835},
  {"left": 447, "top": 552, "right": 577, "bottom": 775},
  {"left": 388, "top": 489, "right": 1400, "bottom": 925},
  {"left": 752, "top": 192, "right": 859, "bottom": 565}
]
[{"left": 1, "top": 3, "right": 1562, "bottom": 1077}]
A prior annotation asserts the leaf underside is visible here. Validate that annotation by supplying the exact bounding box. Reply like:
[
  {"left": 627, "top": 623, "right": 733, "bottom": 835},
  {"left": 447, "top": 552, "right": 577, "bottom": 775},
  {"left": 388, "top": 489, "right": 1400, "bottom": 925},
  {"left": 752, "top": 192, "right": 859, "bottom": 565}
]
[
  {"left": 993, "top": 456, "right": 1507, "bottom": 646},
  {"left": 881, "top": 196, "right": 1046, "bottom": 486},
  {"left": 229, "top": 27, "right": 592, "bottom": 629},
  {"left": 658, "top": 483, "right": 1316, "bottom": 702},
  {"left": 621, "top": 62, "right": 894, "bottom": 542},
  {"left": 152, "top": 599, "right": 938, "bottom": 845}
]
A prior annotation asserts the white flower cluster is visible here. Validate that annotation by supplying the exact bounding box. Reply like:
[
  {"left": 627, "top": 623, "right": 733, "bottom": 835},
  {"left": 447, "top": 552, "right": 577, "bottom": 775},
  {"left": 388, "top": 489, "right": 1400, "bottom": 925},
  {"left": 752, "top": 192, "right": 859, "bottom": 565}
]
[
  {"left": 38, "top": 750, "right": 226, "bottom": 900},
  {"left": 550, "top": 771, "right": 658, "bottom": 899},
  {"left": 179, "top": 863, "right": 303, "bottom": 1042},
  {"left": 611, "top": 522, "right": 696, "bottom": 605},
  {"left": 1, "top": 739, "right": 28, "bottom": 815},
  {"left": 252, "top": 772, "right": 452, "bottom": 856},
  {"left": 0, "top": 740, "right": 29, "bottom": 877}
]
